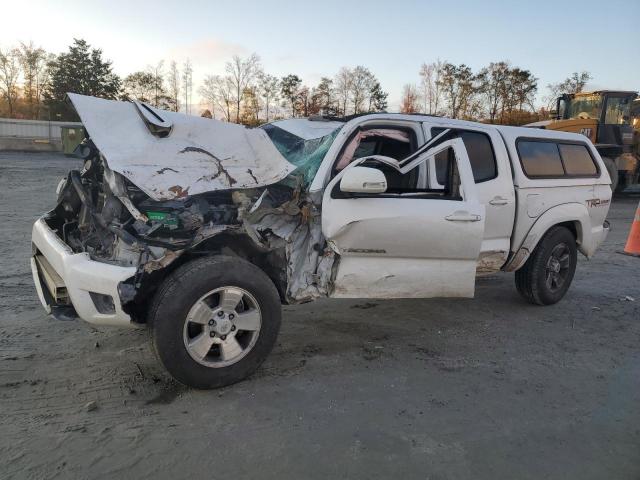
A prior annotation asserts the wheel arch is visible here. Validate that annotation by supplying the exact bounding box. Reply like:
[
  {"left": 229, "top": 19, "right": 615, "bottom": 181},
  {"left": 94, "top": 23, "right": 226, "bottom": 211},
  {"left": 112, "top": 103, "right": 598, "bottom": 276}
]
[
  {"left": 125, "top": 232, "right": 287, "bottom": 323},
  {"left": 505, "top": 203, "right": 591, "bottom": 272}
]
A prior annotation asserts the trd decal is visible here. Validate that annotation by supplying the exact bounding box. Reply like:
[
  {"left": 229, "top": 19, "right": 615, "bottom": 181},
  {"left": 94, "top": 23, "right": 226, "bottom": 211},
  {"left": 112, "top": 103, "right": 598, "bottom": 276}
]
[{"left": 586, "top": 198, "right": 610, "bottom": 207}]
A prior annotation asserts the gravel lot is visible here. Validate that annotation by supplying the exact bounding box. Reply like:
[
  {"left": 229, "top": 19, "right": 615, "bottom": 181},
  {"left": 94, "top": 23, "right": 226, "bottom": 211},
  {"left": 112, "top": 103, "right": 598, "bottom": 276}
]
[{"left": 1, "top": 152, "right": 639, "bottom": 480}]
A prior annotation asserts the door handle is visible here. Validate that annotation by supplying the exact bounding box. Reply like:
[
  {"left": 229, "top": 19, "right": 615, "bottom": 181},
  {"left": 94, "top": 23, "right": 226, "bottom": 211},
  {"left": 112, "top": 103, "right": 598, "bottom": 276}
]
[
  {"left": 445, "top": 211, "right": 482, "bottom": 222},
  {"left": 489, "top": 196, "right": 509, "bottom": 206}
]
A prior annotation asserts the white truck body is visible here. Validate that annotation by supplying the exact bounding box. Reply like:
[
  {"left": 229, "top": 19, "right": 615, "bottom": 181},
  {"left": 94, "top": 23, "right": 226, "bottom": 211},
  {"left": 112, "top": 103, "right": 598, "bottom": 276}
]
[
  {"left": 313, "top": 114, "right": 611, "bottom": 299},
  {"left": 31, "top": 97, "right": 612, "bottom": 328}
]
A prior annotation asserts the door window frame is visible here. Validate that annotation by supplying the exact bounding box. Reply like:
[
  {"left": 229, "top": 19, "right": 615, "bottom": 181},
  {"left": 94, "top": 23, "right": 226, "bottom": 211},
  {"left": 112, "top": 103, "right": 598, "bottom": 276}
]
[
  {"left": 429, "top": 127, "right": 499, "bottom": 186},
  {"left": 329, "top": 135, "right": 475, "bottom": 202},
  {"left": 330, "top": 124, "right": 419, "bottom": 178}
]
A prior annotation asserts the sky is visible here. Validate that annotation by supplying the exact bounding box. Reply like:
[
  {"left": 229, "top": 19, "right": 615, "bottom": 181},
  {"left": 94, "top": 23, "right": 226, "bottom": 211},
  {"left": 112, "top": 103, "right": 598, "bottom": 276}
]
[{"left": 3, "top": 0, "right": 639, "bottom": 111}]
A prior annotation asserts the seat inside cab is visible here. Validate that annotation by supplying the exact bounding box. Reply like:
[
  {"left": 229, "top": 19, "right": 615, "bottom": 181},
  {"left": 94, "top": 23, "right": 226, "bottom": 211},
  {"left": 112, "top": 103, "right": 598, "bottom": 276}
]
[{"left": 333, "top": 127, "right": 417, "bottom": 190}]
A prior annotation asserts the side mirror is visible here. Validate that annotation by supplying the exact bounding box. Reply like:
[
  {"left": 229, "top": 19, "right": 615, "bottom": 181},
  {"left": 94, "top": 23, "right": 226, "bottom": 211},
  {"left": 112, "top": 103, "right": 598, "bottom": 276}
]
[{"left": 339, "top": 166, "right": 387, "bottom": 194}]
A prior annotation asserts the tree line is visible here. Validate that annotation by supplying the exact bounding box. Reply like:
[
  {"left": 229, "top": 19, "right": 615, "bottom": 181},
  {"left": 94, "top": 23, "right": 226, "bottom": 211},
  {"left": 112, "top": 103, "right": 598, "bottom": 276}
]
[
  {"left": 0, "top": 38, "right": 592, "bottom": 126},
  {"left": 0, "top": 38, "right": 389, "bottom": 125},
  {"left": 198, "top": 58, "right": 388, "bottom": 124},
  {"left": 400, "top": 60, "right": 592, "bottom": 125}
]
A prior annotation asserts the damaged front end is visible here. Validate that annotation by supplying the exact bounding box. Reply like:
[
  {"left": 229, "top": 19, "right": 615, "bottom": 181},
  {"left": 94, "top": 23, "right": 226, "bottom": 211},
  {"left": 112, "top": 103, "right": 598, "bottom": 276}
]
[{"left": 33, "top": 94, "right": 340, "bottom": 325}]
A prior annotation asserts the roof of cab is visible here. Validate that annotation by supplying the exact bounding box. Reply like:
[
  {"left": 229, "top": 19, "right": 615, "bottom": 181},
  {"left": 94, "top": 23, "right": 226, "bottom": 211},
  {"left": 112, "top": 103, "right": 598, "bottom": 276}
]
[
  {"left": 326, "top": 112, "right": 608, "bottom": 188},
  {"left": 331, "top": 112, "right": 593, "bottom": 144}
]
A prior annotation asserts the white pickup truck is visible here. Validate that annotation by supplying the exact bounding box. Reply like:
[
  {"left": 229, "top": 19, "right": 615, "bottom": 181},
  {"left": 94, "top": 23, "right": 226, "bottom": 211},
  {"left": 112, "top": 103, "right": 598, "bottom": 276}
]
[{"left": 31, "top": 95, "right": 612, "bottom": 388}]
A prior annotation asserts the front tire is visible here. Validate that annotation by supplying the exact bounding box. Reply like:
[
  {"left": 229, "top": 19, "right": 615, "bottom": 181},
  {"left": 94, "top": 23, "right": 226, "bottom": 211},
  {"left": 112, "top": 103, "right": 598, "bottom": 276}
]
[
  {"left": 515, "top": 226, "right": 578, "bottom": 305},
  {"left": 148, "top": 255, "right": 281, "bottom": 389}
]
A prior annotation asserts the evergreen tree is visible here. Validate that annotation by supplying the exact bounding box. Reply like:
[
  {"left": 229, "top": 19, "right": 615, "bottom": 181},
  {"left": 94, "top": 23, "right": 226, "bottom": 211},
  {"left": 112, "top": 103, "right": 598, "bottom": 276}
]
[
  {"left": 44, "top": 39, "right": 120, "bottom": 119},
  {"left": 368, "top": 80, "right": 388, "bottom": 112},
  {"left": 280, "top": 74, "right": 302, "bottom": 117}
]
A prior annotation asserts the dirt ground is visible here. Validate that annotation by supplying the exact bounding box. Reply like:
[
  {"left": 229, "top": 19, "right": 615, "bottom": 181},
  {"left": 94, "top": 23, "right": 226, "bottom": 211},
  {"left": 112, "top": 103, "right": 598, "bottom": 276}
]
[{"left": 1, "top": 152, "right": 639, "bottom": 480}]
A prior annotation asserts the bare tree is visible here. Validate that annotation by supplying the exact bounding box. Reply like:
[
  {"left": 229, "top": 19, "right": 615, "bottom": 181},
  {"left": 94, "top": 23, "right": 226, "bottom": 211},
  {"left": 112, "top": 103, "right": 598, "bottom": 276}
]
[
  {"left": 400, "top": 84, "right": 419, "bottom": 114},
  {"left": 544, "top": 71, "right": 592, "bottom": 110},
  {"left": 225, "top": 53, "right": 260, "bottom": 123},
  {"left": 0, "top": 47, "right": 21, "bottom": 117},
  {"left": 198, "top": 75, "right": 218, "bottom": 119},
  {"left": 350, "top": 66, "right": 374, "bottom": 114},
  {"left": 312, "top": 77, "right": 335, "bottom": 115},
  {"left": 148, "top": 60, "right": 164, "bottom": 108},
  {"left": 18, "top": 42, "right": 49, "bottom": 119},
  {"left": 35, "top": 52, "right": 54, "bottom": 118},
  {"left": 477, "top": 61, "right": 510, "bottom": 122},
  {"left": 418, "top": 60, "right": 444, "bottom": 114},
  {"left": 418, "top": 62, "right": 433, "bottom": 114},
  {"left": 167, "top": 61, "right": 180, "bottom": 112},
  {"left": 258, "top": 73, "right": 279, "bottom": 122},
  {"left": 242, "top": 85, "right": 261, "bottom": 124},
  {"left": 510, "top": 68, "right": 538, "bottom": 113},
  {"left": 437, "top": 63, "right": 476, "bottom": 119},
  {"left": 122, "top": 71, "right": 155, "bottom": 102},
  {"left": 213, "top": 75, "right": 234, "bottom": 122},
  {"left": 182, "top": 58, "right": 193, "bottom": 114},
  {"left": 297, "top": 85, "right": 310, "bottom": 117},
  {"left": 561, "top": 71, "right": 592, "bottom": 94},
  {"left": 334, "top": 67, "right": 352, "bottom": 116}
]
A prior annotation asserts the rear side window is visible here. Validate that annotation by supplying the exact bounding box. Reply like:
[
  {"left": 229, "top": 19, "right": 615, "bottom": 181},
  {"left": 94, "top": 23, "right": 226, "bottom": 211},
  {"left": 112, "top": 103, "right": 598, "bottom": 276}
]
[
  {"left": 518, "top": 141, "right": 565, "bottom": 176},
  {"left": 558, "top": 144, "right": 598, "bottom": 176},
  {"left": 432, "top": 128, "right": 497, "bottom": 183},
  {"left": 517, "top": 139, "right": 598, "bottom": 178}
]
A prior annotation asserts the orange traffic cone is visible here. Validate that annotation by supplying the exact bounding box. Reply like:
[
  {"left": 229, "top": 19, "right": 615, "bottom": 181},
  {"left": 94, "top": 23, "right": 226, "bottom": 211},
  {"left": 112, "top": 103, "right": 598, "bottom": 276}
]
[{"left": 622, "top": 200, "right": 640, "bottom": 257}]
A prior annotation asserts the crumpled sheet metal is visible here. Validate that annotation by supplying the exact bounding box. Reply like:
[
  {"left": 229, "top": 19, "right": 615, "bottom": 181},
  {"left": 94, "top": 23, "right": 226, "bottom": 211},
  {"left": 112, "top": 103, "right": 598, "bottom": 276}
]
[
  {"left": 242, "top": 192, "right": 335, "bottom": 302},
  {"left": 68, "top": 94, "right": 297, "bottom": 201}
]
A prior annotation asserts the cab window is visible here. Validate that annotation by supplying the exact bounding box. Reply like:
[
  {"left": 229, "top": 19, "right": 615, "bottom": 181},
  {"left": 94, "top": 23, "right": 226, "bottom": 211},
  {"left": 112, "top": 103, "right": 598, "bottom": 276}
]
[
  {"left": 517, "top": 139, "right": 598, "bottom": 178},
  {"left": 333, "top": 127, "right": 419, "bottom": 192},
  {"left": 333, "top": 145, "right": 463, "bottom": 200},
  {"left": 334, "top": 127, "right": 416, "bottom": 172},
  {"left": 604, "top": 96, "right": 631, "bottom": 125},
  {"left": 558, "top": 144, "right": 598, "bottom": 176},
  {"left": 431, "top": 128, "right": 497, "bottom": 183}
]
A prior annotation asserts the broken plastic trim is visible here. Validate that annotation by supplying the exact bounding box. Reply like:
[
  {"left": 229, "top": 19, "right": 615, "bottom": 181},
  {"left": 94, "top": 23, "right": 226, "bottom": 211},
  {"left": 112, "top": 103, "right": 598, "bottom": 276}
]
[{"left": 133, "top": 100, "right": 172, "bottom": 138}]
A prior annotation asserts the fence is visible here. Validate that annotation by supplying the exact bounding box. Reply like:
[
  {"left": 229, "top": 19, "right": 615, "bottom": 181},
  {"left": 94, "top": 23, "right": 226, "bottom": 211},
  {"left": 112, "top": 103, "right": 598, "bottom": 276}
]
[{"left": 0, "top": 117, "right": 82, "bottom": 141}]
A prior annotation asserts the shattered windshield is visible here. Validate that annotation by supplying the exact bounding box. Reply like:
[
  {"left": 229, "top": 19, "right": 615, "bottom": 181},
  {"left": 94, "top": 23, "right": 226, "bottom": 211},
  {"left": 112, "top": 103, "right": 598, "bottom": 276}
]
[{"left": 261, "top": 123, "right": 342, "bottom": 188}]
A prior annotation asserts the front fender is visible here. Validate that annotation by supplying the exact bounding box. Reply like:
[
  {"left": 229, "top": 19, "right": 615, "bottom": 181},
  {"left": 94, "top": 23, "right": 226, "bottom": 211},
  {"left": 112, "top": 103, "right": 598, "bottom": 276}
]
[{"left": 505, "top": 203, "right": 595, "bottom": 272}]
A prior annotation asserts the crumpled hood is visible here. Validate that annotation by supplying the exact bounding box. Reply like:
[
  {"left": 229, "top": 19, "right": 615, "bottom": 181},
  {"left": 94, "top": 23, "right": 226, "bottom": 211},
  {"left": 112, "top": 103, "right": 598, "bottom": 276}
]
[{"left": 68, "top": 93, "right": 297, "bottom": 200}]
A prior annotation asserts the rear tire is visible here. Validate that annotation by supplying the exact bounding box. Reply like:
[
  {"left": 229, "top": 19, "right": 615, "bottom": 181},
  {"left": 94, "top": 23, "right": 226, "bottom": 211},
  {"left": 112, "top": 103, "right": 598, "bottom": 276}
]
[
  {"left": 515, "top": 226, "right": 577, "bottom": 305},
  {"left": 148, "top": 255, "right": 281, "bottom": 389},
  {"left": 602, "top": 157, "right": 619, "bottom": 192}
]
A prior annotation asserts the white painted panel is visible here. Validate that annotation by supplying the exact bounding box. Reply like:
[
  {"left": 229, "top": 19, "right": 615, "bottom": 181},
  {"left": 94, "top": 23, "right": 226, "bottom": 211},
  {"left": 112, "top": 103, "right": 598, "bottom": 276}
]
[
  {"left": 323, "top": 138, "right": 485, "bottom": 299},
  {"left": 325, "top": 198, "right": 484, "bottom": 260},
  {"left": 68, "top": 94, "right": 297, "bottom": 200},
  {"left": 332, "top": 257, "right": 477, "bottom": 298},
  {"left": 421, "top": 120, "right": 515, "bottom": 269}
]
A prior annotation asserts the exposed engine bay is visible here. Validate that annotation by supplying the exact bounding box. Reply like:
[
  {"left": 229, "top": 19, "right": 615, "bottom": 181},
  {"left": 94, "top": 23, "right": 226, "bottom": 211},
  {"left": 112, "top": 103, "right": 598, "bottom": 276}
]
[{"left": 46, "top": 140, "right": 336, "bottom": 322}]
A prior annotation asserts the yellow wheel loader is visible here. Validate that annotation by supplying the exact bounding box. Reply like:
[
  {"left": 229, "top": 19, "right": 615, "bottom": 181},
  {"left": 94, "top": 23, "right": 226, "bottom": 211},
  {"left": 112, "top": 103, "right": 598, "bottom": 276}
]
[{"left": 527, "top": 91, "right": 638, "bottom": 191}]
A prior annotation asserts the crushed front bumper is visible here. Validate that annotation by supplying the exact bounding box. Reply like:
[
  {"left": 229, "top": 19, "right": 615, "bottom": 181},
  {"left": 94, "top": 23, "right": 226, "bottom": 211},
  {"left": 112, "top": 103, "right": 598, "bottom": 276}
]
[{"left": 31, "top": 217, "right": 138, "bottom": 327}]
